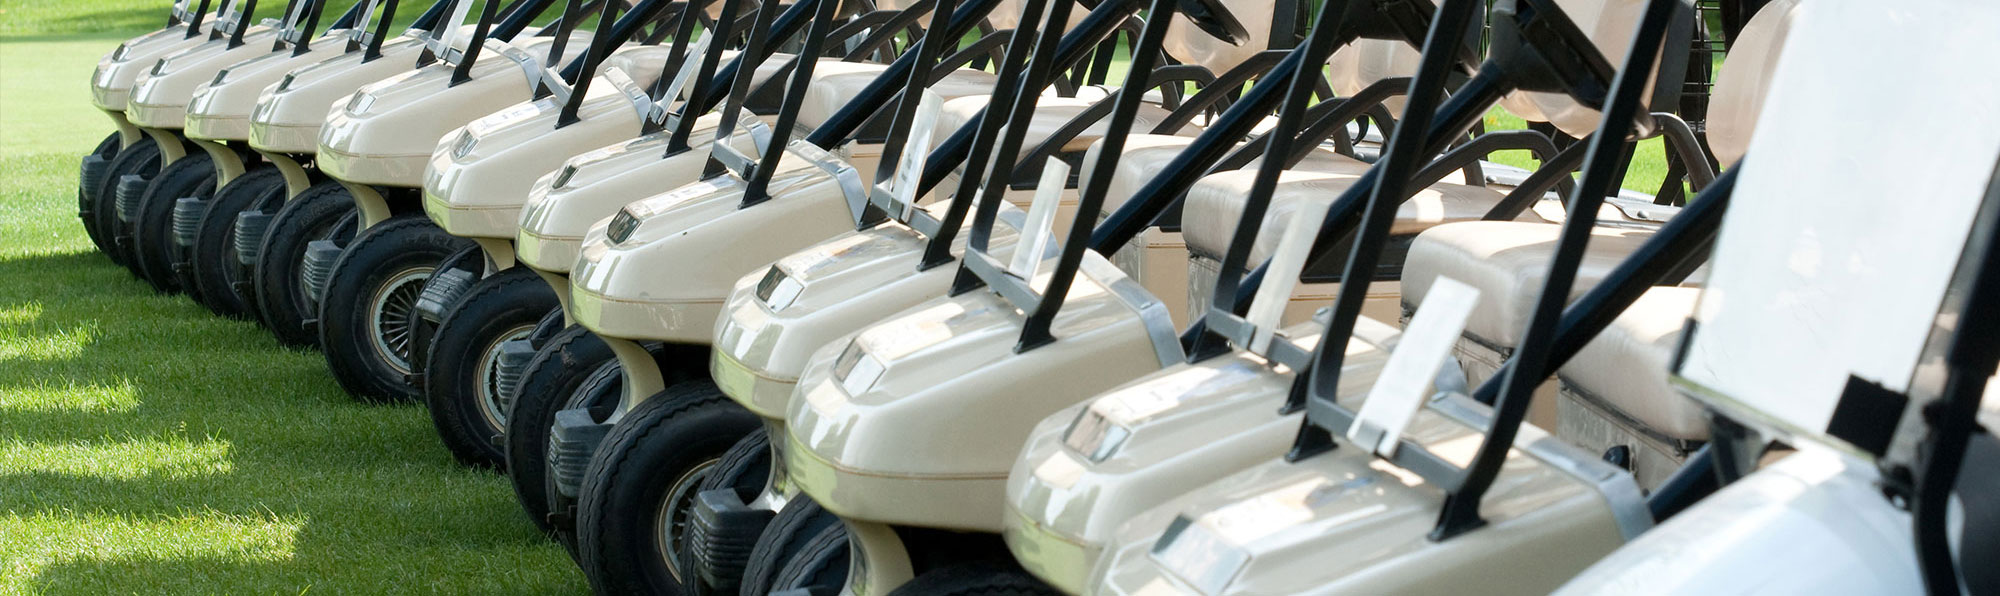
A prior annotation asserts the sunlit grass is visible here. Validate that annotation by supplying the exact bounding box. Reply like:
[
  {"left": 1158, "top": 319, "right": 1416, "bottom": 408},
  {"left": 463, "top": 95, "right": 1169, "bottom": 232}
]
[
  {"left": 0, "top": 437, "right": 232, "bottom": 480},
  {"left": 1, "top": 6, "right": 584, "bottom": 594},
  {"left": 0, "top": 381, "right": 140, "bottom": 413},
  {"left": 0, "top": 511, "right": 303, "bottom": 593}
]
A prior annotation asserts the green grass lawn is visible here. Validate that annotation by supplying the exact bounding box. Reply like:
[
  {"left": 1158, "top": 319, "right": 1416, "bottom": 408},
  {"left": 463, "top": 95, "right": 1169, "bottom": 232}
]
[{"left": 0, "top": 7, "right": 583, "bottom": 594}]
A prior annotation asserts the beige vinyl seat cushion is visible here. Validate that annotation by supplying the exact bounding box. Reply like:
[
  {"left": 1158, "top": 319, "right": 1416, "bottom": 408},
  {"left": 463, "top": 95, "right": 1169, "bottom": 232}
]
[
  {"left": 1400, "top": 221, "right": 1704, "bottom": 349},
  {"left": 795, "top": 61, "right": 1000, "bottom": 130},
  {"left": 1556, "top": 286, "right": 1707, "bottom": 440},
  {"left": 933, "top": 94, "right": 1202, "bottom": 166},
  {"left": 1182, "top": 170, "right": 1548, "bottom": 264}
]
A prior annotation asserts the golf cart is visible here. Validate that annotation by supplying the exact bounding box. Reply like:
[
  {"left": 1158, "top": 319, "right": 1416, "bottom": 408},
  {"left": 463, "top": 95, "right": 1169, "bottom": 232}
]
[
  {"left": 170, "top": 0, "right": 369, "bottom": 316},
  {"left": 82, "top": 0, "right": 231, "bottom": 259}
]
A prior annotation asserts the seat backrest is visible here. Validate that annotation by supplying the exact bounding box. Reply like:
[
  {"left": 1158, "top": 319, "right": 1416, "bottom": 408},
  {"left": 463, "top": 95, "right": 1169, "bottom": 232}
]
[
  {"left": 987, "top": 0, "right": 1088, "bottom": 31},
  {"left": 1161, "top": 0, "right": 1283, "bottom": 75},
  {"left": 1325, "top": 37, "right": 1422, "bottom": 116},
  {"left": 1496, "top": 0, "right": 1681, "bottom": 137},
  {"left": 1704, "top": 0, "right": 1801, "bottom": 167}
]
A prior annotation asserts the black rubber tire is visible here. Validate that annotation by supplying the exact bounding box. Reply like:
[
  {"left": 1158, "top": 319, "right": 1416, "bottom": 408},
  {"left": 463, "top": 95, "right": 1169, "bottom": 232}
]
[
  {"left": 506, "top": 324, "right": 620, "bottom": 538},
  {"left": 319, "top": 215, "right": 472, "bottom": 403},
  {"left": 129, "top": 152, "right": 214, "bottom": 293},
  {"left": 90, "top": 136, "right": 161, "bottom": 268},
  {"left": 252, "top": 180, "right": 354, "bottom": 347},
  {"left": 742, "top": 495, "right": 843, "bottom": 596},
  {"left": 576, "top": 382, "right": 760, "bottom": 596},
  {"left": 423, "top": 267, "right": 560, "bottom": 469},
  {"left": 770, "top": 520, "right": 852, "bottom": 596},
  {"left": 546, "top": 357, "right": 629, "bottom": 557},
  {"left": 681, "top": 428, "right": 773, "bottom": 595},
  {"left": 78, "top": 132, "right": 123, "bottom": 254},
  {"left": 186, "top": 165, "right": 286, "bottom": 318},
  {"left": 701, "top": 427, "right": 773, "bottom": 504},
  {"left": 409, "top": 245, "right": 484, "bottom": 375},
  {"left": 886, "top": 560, "right": 1062, "bottom": 596}
]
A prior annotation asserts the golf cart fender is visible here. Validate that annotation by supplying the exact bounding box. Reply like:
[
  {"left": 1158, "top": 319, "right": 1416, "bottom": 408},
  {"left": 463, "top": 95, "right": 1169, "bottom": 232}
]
[
  {"left": 185, "top": 29, "right": 354, "bottom": 142},
  {"left": 317, "top": 37, "right": 561, "bottom": 188},
  {"left": 781, "top": 257, "right": 1167, "bottom": 532},
  {"left": 1090, "top": 398, "right": 1628, "bottom": 596},
  {"left": 1553, "top": 448, "right": 1922, "bottom": 595},
  {"left": 1002, "top": 318, "right": 1401, "bottom": 593},
  {"left": 423, "top": 58, "right": 675, "bottom": 239},
  {"left": 711, "top": 207, "right": 1031, "bottom": 419},
  {"left": 126, "top": 26, "right": 281, "bottom": 130},
  {"left": 514, "top": 115, "right": 746, "bottom": 273},
  {"left": 566, "top": 153, "right": 858, "bottom": 344},
  {"left": 92, "top": 24, "right": 218, "bottom": 113},
  {"left": 246, "top": 33, "right": 431, "bottom": 155}
]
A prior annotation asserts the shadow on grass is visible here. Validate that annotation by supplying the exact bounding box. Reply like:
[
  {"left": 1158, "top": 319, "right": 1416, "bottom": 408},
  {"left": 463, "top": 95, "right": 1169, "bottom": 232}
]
[{"left": 0, "top": 249, "right": 581, "bottom": 593}]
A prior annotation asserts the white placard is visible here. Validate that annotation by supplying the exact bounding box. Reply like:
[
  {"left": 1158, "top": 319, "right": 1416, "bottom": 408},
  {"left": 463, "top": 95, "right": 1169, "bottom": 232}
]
[
  {"left": 891, "top": 90, "right": 944, "bottom": 220},
  {"left": 1243, "top": 197, "right": 1331, "bottom": 353},
  {"left": 435, "top": 0, "right": 478, "bottom": 51},
  {"left": 1008, "top": 160, "right": 1071, "bottom": 280},
  {"left": 1674, "top": 0, "right": 2000, "bottom": 444},
  {"left": 1348, "top": 276, "right": 1479, "bottom": 458},
  {"left": 663, "top": 34, "right": 710, "bottom": 104}
]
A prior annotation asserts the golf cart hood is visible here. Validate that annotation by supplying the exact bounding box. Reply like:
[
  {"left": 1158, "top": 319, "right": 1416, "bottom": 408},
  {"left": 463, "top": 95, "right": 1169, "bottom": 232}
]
[
  {"left": 515, "top": 113, "right": 758, "bottom": 273},
  {"left": 712, "top": 203, "right": 1031, "bottom": 419},
  {"left": 126, "top": 24, "right": 281, "bottom": 130},
  {"left": 186, "top": 29, "right": 355, "bottom": 142},
  {"left": 1003, "top": 318, "right": 1402, "bottom": 593},
  {"left": 247, "top": 31, "right": 435, "bottom": 155},
  {"left": 424, "top": 45, "right": 675, "bottom": 239},
  {"left": 92, "top": 24, "right": 219, "bottom": 112},
  {"left": 1556, "top": 448, "right": 1924, "bottom": 595},
  {"left": 1091, "top": 393, "right": 1630, "bottom": 595},
  {"left": 566, "top": 148, "right": 861, "bottom": 343},
  {"left": 782, "top": 254, "right": 1174, "bottom": 532},
  {"left": 317, "top": 31, "right": 594, "bottom": 187}
]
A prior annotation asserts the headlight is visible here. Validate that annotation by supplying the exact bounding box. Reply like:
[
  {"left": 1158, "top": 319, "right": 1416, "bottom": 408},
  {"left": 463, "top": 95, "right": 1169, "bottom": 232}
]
[
  {"left": 345, "top": 91, "right": 375, "bottom": 114},
  {"left": 149, "top": 59, "right": 168, "bottom": 76},
  {"left": 831, "top": 342, "right": 886, "bottom": 395},
  {"left": 111, "top": 43, "right": 131, "bottom": 61},
  {"left": 551, "top": 164, "right": 577, "bottom": 189},
  {"left": 1062, "top": 409, "right": 1132, "bottom": 463},
  {"left": 275, "top": 73, "right": 295, "bottom": 92},
  {"left": 449, "top": 130, "right": 477, "bottom": 159},
  {"left": 753, "top": 266, "right": 805, "bottom": 311},
  {"left": 606, "top": 208, "right": 640, "bottom": 244},
  {"left": 211, "top": 68, "right": 230, "bottom": 86}
]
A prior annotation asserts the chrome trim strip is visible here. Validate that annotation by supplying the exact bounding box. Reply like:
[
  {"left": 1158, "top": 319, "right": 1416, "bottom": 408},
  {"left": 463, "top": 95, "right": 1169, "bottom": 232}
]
[
  {"left": 1428, "top": 393, "right": 1654, "bottom": 541},
  {"left": 1079, "top": 255, "right": 1183, "bottom": 368}
]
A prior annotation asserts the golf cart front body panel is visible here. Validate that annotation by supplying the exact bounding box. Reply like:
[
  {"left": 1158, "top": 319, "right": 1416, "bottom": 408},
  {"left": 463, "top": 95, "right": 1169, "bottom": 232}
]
[
  {"left": 317, "top": 34, "right": 590, "bottom": 187},
  {"left": 1555, "top": 448, "right": 1921, "bottom": 595},
  {"left": 424, "top": 51, "right": 674, "bottom": 239},
  {"left": 126, "top": 26, "right": 282, "bottom": 130},
  {"left": 567, "top": 151, "right": 860, "bottom": 343},
  {"left": 1092, "top": 405, "right": 1624, "bottom": 595},
  {"left": 1003, "top": 318, "right": 1404, "bottom": 593},
  {"left": 514, "top": 114, "right": 756, "bottom": 274},
  {"left": 783, "top": 258, "right": 1169, "bottom": 531},
  {"left": 186, "top": 30, "right": 355, "bottom": 142},
  {"left": 712, "top": 205, "right": 1032, "bottom": 419},
  {"left": 246, "top": 33, "right": 432, "bottom": 155},
  {"left": 92, "top": 25, "right": 218, "bottom": 112}
]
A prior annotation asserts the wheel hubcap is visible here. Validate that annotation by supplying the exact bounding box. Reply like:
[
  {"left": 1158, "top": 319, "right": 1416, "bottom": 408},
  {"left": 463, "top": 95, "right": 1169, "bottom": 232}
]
[
  {"left": 473, "top": 325, "right": 535, "bottom": 430},
  {"left": 656, "top": 456, "right": 722, "bottom": 582},
  {"left": 366, "top": 267, "right": 432, "bottom": 374}
]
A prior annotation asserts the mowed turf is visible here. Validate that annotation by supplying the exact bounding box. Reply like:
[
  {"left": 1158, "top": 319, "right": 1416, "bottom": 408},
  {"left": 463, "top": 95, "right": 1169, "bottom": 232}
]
[{"left": 0, "top": 20, "right": 582, "bottom": 596}]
